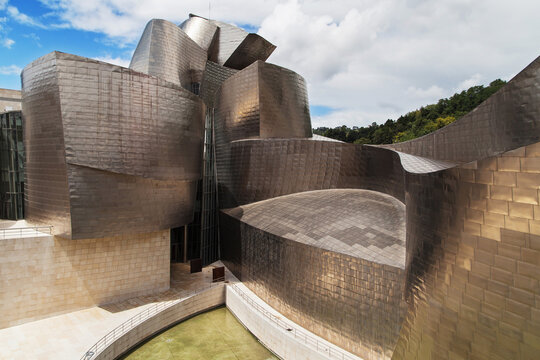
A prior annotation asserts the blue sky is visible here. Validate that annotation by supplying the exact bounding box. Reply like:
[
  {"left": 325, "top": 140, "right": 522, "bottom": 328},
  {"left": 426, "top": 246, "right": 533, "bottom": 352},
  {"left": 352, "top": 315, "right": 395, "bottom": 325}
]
[
  {"left": 1, "top": 0, "right": 539, "bottom": 126},
  {"left": 0, "top": 1, "right": 162, "bottom": 90},
  {"left": 0, "top": 1, "right": 333, "bottom": 117}
]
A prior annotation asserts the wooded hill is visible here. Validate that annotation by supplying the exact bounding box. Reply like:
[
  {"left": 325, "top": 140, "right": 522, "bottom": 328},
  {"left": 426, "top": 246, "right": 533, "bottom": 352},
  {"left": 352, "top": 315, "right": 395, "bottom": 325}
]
[{"left": 313, "top": 79, "right": 507, "bottom": 144}]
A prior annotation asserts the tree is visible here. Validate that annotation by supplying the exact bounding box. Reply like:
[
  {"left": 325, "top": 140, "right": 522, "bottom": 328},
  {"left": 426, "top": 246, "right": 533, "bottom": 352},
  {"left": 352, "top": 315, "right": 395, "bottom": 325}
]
[{"left": 312, "top": 79, "right": 506, "bottom": 144}]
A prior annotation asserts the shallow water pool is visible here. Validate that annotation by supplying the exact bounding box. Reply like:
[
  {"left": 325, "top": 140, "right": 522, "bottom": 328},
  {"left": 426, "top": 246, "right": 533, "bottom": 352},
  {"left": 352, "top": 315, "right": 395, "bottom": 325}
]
[{"left": 120, "top": 306, "right": 278, "bottom": 360}]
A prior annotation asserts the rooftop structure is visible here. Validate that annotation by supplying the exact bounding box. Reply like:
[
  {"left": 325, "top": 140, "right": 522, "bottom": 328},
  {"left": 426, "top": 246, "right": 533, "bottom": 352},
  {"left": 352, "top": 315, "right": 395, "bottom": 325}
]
[{"left": 0, "top": 88, "right": 21, "bottom": 112}]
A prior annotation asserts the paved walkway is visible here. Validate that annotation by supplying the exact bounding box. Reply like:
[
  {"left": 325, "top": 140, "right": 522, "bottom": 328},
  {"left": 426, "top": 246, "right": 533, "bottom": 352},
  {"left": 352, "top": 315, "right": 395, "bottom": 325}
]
[
  {"left": 0, "top": 262, "right": 229, "bottom": 360},
  {"left": 0, "top": 219, "right": 52, "bottom": 239}
]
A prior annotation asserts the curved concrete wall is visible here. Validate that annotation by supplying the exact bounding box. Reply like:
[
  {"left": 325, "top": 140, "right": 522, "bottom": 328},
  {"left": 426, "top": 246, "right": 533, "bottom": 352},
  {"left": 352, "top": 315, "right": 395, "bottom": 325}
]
[
  {"left": 22, "top": 52, "right": 204, "bottom": 239},
  {"left": 226, "top": 283, "right": 361, "bottom": 360}
]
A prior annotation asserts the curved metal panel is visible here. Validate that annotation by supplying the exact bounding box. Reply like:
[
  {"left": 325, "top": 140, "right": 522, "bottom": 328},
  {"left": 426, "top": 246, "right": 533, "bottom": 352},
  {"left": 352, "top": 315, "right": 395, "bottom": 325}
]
[
  {"left": 215, "top": 138, "right": 405, "bottom": 208},
  {"left": 22, "top": 51, "right": 204, "bottom": 239},
  {"left": 394, "top": 142, "right": 540, "bottom": 360},
  {"left": 19, "top": 13, "right": 540, "bottom": 360},
  {"left": 130, "top": 19, "right": 207, "bottom": 91},
  {"left": 199, "top": 60, "right": 238, "bottom": 108},
  {"left": 210, "top": 19, "right": 249, "bottom": 66},
  {"left": 209, "top": 19, "right": 275, "bottom": 69},
  {"left": 384, "top": 56, "right": 540, "bottom": 163},
  {"left": 53, "top": 52, "right": 204, "bottom": 181},
  {"left": 223, "top": 33, "right": 277, "bottom": 70},
  {"left": 219, "top": 140, "right": 540, "bottom": 359},
  {"left": 214, "top": 60, "right": 312, "bottom": 143},
  {"left": 223, "top": 189, "right": 406, "bottom": 268},
  {"left": 220, "top": 189, "right": 407, "bottom": 359},
  {"left": 67, "top": 164, "right": 197, "bottom": 240},
  {"left": 21, "top": 52, "right": 72, "bottom": 238},
  {"left": 180, "top": 14, "right": 219, "bottom": 58}
]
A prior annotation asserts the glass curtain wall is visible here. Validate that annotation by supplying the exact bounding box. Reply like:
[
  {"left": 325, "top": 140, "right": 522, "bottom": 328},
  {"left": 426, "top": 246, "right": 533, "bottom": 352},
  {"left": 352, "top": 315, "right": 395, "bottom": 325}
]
[
  {"left": 200, "top": 109, "right": 220, "bottom": 265},
  {"left": 0, "top": 111, "right": 24, "bottom": 220}
]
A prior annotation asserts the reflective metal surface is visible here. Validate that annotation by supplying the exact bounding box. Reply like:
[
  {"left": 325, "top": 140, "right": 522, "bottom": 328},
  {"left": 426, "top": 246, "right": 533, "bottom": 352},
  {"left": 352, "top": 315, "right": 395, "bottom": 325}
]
[
  {"left": 209, "top": 19, "right": 276, "bottom": 70},
  {"left": 384, "top": 56, "right": 540, "bottom": 163},
  {"left": 222, "top": 33, "right": 277, "bottom": 70},
  {"left": 130, "top": 19, "right": 207, "bottom": 92},
  {"left": 220, "top": 189, "right": 407, "bottom": 359},
  {"left": 215, "top": 138, "right": 405, "bottom": 208},
  {"left": 199, "top": 61, "right": 238, "bottom": 108},
  {"left": 22, "top": 52, "right": 204, "bottom": 239},
  {"left": 213, "top": 48, "right": 540, "bottom": 359},
  {"left": 19, "top": 11, "right": 540, "bottom": 360},
  {"left": 179, "top": 14, "right": 219, "bottom": 57},
  {"left": 215, "top": 60, "right": 312, "bottom": 142},
  {"left": 223, "top": 189, "right": 406, "bottom": 268},
  {"left": 394, "top": 142, "right": 540, "bottom": 360}
]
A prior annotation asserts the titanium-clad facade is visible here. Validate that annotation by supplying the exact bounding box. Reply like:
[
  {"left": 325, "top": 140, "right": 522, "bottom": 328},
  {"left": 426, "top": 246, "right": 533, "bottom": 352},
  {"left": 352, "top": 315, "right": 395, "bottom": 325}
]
[
  {"left": 17, "top": 11, "right": 540, "bottom": 360},
  {"left": 199, "top": 60, "right": 238, "bottom": 108},
  {"left": 393, "top": 142, "right": 540, "bottom": 360},
  {"left": 215, "top": 60, "right": 312, "bottom": 142},
  {"left": 214, "top": 52, "right": 540, "bottom": 359},
  {"left": 209, "top": 19, "right": 276, "bottom": 70},
  {"left": 130, "top": 19, "right": 207, "bottom": 92},
  {"left": 220, "top": 190, "right": 407, "bottom": 358},
  {"left": 180, "top": 14, "right": 276, "bottom": 70},
  {"left": 22, "top": 51, "right": 204, "bottom": 239},
  {"left": 180, "top": 15, "right": 219, "bottom": 56},
  {"left": 215, "top": 138, "right": 408, "bottom": 208}
]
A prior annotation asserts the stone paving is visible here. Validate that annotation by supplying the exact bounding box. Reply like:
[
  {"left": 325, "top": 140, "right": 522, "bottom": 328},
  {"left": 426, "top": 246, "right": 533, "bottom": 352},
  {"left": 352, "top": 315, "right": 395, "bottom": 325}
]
[{"left": 0, "top": 262, "right": 228, "bottom": 360}]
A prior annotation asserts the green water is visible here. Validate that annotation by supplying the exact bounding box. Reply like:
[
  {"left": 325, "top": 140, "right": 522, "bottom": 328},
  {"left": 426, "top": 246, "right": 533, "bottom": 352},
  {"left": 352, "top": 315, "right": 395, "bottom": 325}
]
[{"left": 120, "top": 306, "right": 278, "bottom": 360}]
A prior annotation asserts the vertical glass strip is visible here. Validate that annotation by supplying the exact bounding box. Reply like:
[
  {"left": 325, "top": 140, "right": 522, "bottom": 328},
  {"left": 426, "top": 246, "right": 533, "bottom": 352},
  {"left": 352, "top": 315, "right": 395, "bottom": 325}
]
[{"left": 200, "top": 108, "right": 220, "bottom": 265}]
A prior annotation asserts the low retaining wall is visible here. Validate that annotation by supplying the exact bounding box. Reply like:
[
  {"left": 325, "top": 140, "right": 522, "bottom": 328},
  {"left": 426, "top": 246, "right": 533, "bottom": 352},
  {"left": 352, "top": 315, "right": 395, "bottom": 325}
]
[
  {"left": 226, "top": 283, "right": 362, "bottom": 360},
  {"left": 92, "top": 284, "right": 225, "bottom": 360}
]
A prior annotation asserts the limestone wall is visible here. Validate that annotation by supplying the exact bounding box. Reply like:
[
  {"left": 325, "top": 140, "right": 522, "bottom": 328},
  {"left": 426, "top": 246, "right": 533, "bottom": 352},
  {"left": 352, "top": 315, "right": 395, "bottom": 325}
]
[
  {"left": 0, "top": 88, "right": 21, "bottom": 111},
  {"left": 0, "top": 230, "right": 170, "bottom": 329}
]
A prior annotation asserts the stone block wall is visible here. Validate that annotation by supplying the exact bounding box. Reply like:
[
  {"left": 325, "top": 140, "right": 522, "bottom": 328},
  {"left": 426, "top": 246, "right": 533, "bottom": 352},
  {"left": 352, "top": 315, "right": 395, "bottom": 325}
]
[{"left": 0, "top": 229, "right": 170, "bottom": 329}]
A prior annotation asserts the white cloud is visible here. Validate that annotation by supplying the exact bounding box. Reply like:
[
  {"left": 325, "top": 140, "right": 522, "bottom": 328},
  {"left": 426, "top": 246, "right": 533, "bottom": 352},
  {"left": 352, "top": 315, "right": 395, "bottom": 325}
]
[
  {"left": 35, "top": 0, "right": 540, "bottom": 127},
  {"left": 259, "top": 0, "right": 540, "bottom": 126},
  {"left": 2, "top": 37, "right": 13, "bottom": 48},
  {"left": 7, "top": 5, "right": 47, "bottom": 28},
  {"left": 0, "top": 0, "right": 7, "bottom": 11},
  {"left": 37, "top": 0, "right": 280, "bottom": 43},
  {"left": 455, "top": 73, "right": 482, "bottom": 92},
  {"left": 406, "top": 85, "right": 445, "bottom": 100},
  {"left": 0, "top": 64, "right": 22, "bottom": 74},
  {"left": 92, "top": 55, "right": 131, "bottom": 68}
]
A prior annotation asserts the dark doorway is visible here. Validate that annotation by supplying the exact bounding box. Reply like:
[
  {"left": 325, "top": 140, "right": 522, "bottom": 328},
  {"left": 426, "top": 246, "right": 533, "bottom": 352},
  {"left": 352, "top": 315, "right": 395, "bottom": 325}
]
[{"left": 170, "top": 226, "right": 186, "bottom": 263}]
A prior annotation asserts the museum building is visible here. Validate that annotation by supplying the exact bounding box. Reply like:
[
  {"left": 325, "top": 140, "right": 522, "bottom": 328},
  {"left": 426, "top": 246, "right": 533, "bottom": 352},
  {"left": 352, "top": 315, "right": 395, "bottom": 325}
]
[{"left": 0, "top": 13, "right": 539, "bottom": 360}]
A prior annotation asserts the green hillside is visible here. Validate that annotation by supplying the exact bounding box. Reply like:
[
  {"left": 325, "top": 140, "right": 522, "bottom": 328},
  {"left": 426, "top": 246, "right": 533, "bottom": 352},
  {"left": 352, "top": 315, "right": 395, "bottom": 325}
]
[{"left": 313, "top": 79, "right": 507, "bottom": 144}]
